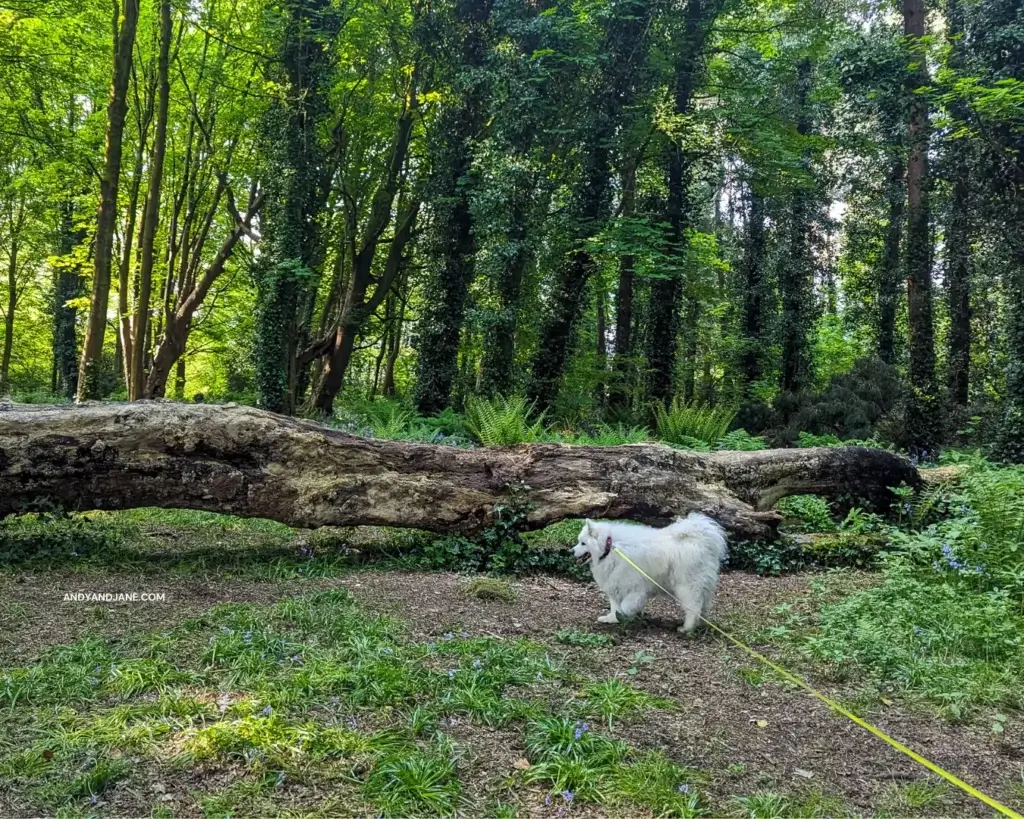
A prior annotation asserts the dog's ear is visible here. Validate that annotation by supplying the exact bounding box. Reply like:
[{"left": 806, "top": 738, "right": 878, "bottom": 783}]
[{"left": 585, "top": 519, "right": 597, "bottom": 537}]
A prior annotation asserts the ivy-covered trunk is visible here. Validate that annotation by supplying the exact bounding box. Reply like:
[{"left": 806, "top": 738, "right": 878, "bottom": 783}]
[
  {"left": 609, "top": 165, "right": 637, "bottom": 412},
  {"left": 998, "top": 248, "right": 1024, "bottom": 462},
  {"left": 944, "top": 0, "right": 972, "bottom": 408},
  {"left": 414, "top": 0, "right": 494, "bottom": 417},
  {"left": 779, "top": 57, "right": 815, "bottom": 395},
  {"left": 739, "top": 182, "right": 766, "bottom": 393},
  {"left": 646, "top": 0, "right": 710, "bottom": 406},
  {"left": 253, "top": 0, "right": 336, "bottom": 415},
  {"left": 52, "top": 200, "right": 84, "bottom": 399},
  {"left": 528, "top": 0, "right": 652, "bottom": 410},
  {"left": 877, "top": 154, "right": 905, "bottom": 365},
  {"left": 903, "top": 0, "right": 941, "bottom": 453}
]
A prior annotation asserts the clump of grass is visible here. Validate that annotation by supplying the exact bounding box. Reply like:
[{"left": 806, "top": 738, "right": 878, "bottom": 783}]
[
  {"left": 579, "top": 679, "right": 675, "bottom": 728},
  {"left": 654, "top": 400, "right": 736, "bottom": 449},
  {"left": 877, "top": 781, "right": 948, "bottom": 816},
  {"left": 460, "top": 577, "right": 517, "bottom": 602},
  {"left": 364, "top": 743, "right": 462, "bottom": 817},
  {"left": 730, "top": 790, "right": 845, "bottom": 818},
  {"left": 612, "top": 752, "right": 705, "bottom": 818},
  {"left": 464, "top": 395, "right": 546, "bottom": 446},
  {"left": 556, "top": 629, "right": 614, "bottom": 647}
]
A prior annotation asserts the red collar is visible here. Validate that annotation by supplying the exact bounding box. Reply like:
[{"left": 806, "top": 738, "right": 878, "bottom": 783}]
[{"left": 598, "top": 535, "right": 613, "bottom": 561}]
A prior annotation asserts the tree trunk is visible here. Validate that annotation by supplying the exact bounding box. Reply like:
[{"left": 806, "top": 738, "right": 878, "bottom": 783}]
[
  {"left": 944, "top": 0, "right": 971, "bottom": 408},
  {"left": 877, "top": 154, "right": 905, "bottom": 365},
  {"left": 0, "top": 403, "right": 922, "bottom": 543},
  {"left": 1, "top": 236, "right": 16, "bottom": 393},
  {"left": 312, "top": 104, "right": 416, "bottom": 415},
  {"left": 78, "top": 0, "right": 141, "bottom": 401},
  {"left": 173, "top": 356, "right": 186, "bottom": 400},
  {"left": 53, "top": 200, "right": 85, "bottom": 399},
  {"left": 253, "top": 0, "right": 338, "bottom": 415},
  {"left": 131, "top": 0, "right": 172, "bottom": 400},
  {"left": 609, "top": 164, "right": 637, "bottom": 412},
  {"left": 144, "top": 188, "right": 264, "bottom": 398},
  {"left": 903, "top": 0, "right": 941, "bottom": 453},
  {"left": 528, "top": 0, "right": 652, "bottom": 409},
  {"left": 780, "top": 57, "right": 814, "bottom": 395},
  {"left": 413, "top": 0, "right": 494, "bottom": 416},
  {"left": 646, "top": 0, "right": 709, "bottom": 406},
  {"left": 739, "top": 181, "right": 766, "bottom": 392}
]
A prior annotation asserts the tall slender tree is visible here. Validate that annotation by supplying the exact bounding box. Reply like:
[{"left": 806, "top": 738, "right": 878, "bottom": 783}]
[
  {"left": 902, "top": 0, "right": 941, "bottom": 452},
  {"left": 944, "top": 0, "right": 973, "bottom": 408},
  {"left": 130, "top": 0, "right": 172, "bottom": 400},
  {"left": 77, "top": 0, "right": 141, "bottom": 401},
  {"left": 646, "top": 0, "right": 719, "bottom": 405},
  {"left": 779, "top": 57, "right": 815, "bottom": 395}
]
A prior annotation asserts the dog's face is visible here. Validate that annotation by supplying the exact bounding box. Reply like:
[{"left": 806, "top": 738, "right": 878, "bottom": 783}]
[{"left": 573, "top": 520, "right": 610, "bottom": 565}]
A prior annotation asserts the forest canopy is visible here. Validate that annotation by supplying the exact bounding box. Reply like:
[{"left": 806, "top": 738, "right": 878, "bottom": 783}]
[{"left": 1, "top": 0, "right": 1022, "bottom": 459}]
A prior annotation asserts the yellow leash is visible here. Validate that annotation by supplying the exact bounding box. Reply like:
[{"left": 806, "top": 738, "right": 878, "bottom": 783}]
[{"left": 613, "top": 547, "right": 1024, "bottom": 819}]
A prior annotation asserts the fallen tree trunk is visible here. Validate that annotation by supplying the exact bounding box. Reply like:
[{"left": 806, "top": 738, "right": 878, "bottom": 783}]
[{"left": 0, "top": 403, "right": 921, "bottom": 542}]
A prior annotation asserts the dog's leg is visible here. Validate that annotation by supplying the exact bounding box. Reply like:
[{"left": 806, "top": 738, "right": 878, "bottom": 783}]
[
  {"left": 597, "top": 597, "right": 621, "bottom": 624},
  {"left": 616, "top": 592, "right": 648, "bottom": 620},
  {"left": 674, "top": 584, "right": 704, "bottom": 633}
]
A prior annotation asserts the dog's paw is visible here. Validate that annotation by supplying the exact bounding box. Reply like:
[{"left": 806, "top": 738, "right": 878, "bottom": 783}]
[{"left": 597, "top": 613, "right": 619, "bottom": 624}]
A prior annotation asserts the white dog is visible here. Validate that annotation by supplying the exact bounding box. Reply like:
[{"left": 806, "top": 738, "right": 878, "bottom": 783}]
[{"left": 572, "top": 513, "right": 728, "bottom": 632}]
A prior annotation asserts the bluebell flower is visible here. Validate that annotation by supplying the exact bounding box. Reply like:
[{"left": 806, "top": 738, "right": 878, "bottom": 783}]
[
  {"left": 912, "top": 626, "right": 924, "bottom": 636},
  {"left": 261, "top": 705, "right": 273, "bottom": 716},
  {"left": 448, "top": 669, "right": 456, "bottom": 679},
  {"left": 545, "top": 794, "right": 551, "bottom": 806},
  {"left": 574, "top": 722, "right": 589, "bottom": 740},
  {"left": 443, "top": 632, "right": 454, "bottom": 640},
  {"left": 562, "top": 790, "right": 574, "bottom": 802},
  {"left": 536, "top": 672, "right": 543, "bottom": 680},
  {"left": 383, "top": 647, "right": 393, "bottom": 655},
  {"left": 678, "top": 783, "right": 691, "bottom": 793},
  {"left": 472, "top": 658, "right": 482, "bottom": 669}
]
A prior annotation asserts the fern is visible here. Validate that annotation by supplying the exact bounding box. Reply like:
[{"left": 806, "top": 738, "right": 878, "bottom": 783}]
[
  {"left": 654, "top": 400, "right": 736, "bottom": 447},
  {"left": 717, "top": 429, "right": 768, "bottom": 451},
  {"left": 464, "top": 395, "right": 547, "bottom": 446}
]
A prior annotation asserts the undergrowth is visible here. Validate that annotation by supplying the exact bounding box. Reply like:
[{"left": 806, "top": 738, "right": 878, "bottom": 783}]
[{"left": 767, "top": 457, "right": 1024, "bottom": 716}]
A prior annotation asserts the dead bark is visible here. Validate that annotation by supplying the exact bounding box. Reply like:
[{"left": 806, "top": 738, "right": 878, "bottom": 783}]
[{"left": 0, "top": 404, "right": 921, "bottom": 543}]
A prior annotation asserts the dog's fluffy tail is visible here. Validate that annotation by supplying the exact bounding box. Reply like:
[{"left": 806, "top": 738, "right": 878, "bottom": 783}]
[{"left": 669, "top": 512, "right": 728, "bottom": 564}]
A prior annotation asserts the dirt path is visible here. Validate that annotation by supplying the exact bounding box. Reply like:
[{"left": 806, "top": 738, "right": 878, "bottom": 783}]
[{"left": 1, "top": 567, "right": 1021, "bottom": 816}]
